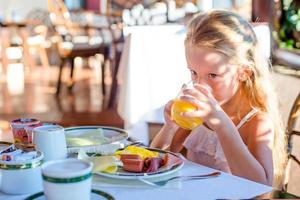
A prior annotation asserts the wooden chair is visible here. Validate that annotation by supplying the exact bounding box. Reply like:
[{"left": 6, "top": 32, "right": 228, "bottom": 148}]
[
  {"left": 283, "top": 92, "right": 300, "bottom": 191},
  {"left": 47, "top": 0, "right": 121, "bottom": 96},
  {"left": 0, "top": 21, "right": 38, "bottom": 76},
  {"left": 25, "top": 9, "right": 53, "bottom": 73}
]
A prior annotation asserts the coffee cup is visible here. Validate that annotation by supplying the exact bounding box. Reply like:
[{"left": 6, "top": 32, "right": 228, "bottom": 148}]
[
  {"left": 33, "top": 125, "right": 67, "bottom": 161},
  {"left": 41, "top": 158, "right": 93, "bottom": 200}
]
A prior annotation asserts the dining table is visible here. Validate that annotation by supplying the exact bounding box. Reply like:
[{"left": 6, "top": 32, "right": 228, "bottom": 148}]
[
  {"left": 0, "top": 126, "right": 298, "bottom": 199},
  {"left": 1, "top": 132, "right": 299, "bottom": 200},
  {"left": 1, "top": 157, "right": 275, "bottom": 200}
]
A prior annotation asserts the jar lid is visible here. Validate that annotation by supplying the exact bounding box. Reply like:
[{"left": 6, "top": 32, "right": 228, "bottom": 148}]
[{"left": 10, "top": 118, "right": 40, "bottom": 129}]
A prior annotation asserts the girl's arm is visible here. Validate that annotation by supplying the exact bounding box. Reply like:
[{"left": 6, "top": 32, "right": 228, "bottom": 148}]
[
  {"left": 150, "top": 124, "right": 179, "bottom": 150},
  {"left": 170, "top": 128, "right": 190, "bottom": 153},
  {"left": 151, "top": 124, "right": 190, "bottom": 152},
  {"left": 150, "top": 100, "right": 187, "bottom": 150},
  {"left": 212, "top": 111, "right": 274, "bottom": 185},
  {"left": 181, "top": 84, "right": 274, "bottom": 185}
]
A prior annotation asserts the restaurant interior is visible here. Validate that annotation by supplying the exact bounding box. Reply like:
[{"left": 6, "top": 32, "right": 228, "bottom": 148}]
[{"left": 0, "top": 0, "right": 299, "bottom": 199}]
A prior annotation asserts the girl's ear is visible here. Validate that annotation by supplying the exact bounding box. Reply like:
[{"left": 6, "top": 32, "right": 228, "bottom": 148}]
[{"left": 238, "top": 67, "right": 253, "bottom": 82}]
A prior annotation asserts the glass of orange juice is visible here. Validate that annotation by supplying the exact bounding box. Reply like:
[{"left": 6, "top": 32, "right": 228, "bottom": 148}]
[{"left": 171, "top": 81, "right": 203, "bottom": 130}]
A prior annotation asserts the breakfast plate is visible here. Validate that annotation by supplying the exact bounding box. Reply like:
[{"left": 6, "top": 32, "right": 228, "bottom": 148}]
[
  {"left": 95, "top": 148, "right": 184, "bottom": 180},
  {"left": 65, "top": 126, "right": 128, "bottom": 152},
  {"left": 25, "top": 189, "right": 114, "bottom": 200}
]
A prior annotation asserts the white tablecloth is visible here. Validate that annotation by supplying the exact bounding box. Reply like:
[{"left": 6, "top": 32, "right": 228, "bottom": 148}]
[
  {"left": 1, "top": 159, "right": 272, "bottom": 200},
  {"left": 117, "top": 25, "right": 190, "bottom": 144}
]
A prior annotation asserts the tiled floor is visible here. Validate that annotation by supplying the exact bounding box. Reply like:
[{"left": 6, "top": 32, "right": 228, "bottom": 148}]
[{"left": 0, "top": 64, "right": 123, "bottom": 141}]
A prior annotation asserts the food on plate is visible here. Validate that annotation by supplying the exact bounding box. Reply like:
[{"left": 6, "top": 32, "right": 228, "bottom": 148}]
[
  {"left": 120, "top": 154, "right": 144, "bottom": 172},
  {"left": 120, "top": 154, "right": 141, "bottom": 160},
  {"left": 115, "top": 146, "right": 159, "bottom": 160},
  {"left": 66, "top": 128, "right": 110, "bottom": 147},
  {"left": 163, "top": 152, "right": 184, "bottom": 170},
  {"left": 116, "top": 146, "right": 182, "bottom": 173},
  {"left": 144, "top": 157, "right": 164, "bottom": 173},
  {"left": 78, "top": 146, "right": 183, "bottom": 174},
  {"left": 77, "top": 149, "right": 122, "bottom": 173}
]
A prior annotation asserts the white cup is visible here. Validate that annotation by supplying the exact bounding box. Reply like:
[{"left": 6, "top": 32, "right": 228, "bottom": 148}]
[
  {"left": 0, "top": 151, "right": 44, "bottom": 195},
  {"left": 41, "top": 158, "right": 93, "bottom": 200},
  {"left": 33, "top": 125, "right": 67, "bottom": 161}
]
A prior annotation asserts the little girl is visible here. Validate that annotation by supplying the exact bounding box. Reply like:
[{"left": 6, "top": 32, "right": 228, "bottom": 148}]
[{"left": 151, "top": 10, "right": 286, "bottom": 186}]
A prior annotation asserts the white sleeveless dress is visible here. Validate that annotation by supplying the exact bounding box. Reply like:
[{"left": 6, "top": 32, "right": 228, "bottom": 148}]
[{"left": 183, "top": 109, "right": 258, "bottom": 173}]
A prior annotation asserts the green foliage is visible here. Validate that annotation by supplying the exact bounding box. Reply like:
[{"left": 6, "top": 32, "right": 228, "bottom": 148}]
[{"left": 279, "top": 0, "right": 300, "bottom": 50}]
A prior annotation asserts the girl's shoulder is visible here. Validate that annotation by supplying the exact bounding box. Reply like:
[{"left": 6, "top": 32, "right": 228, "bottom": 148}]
[{"left": 239, "top": 112, "right": 274, "bottom": 145}]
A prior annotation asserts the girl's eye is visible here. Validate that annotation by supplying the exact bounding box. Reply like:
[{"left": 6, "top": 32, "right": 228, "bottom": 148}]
[
  {"left": 208, "top": 73, "right": 217, "bottom": 79},
  {"left": 190, "top": 70, "right": 197, "bottom": 76}
]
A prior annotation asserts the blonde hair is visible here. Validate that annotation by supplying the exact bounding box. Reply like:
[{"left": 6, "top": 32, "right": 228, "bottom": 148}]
[{"left": 185, "top": 10, "right": 287, "bottom": 187}]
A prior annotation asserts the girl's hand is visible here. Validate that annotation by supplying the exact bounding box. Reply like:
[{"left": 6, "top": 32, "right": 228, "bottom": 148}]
[
  {"left": 163, "top": 100, "right": 179, "bottom": 128},
  {"left": 179, "top": 84, "right": 225, "bottom": 130}
]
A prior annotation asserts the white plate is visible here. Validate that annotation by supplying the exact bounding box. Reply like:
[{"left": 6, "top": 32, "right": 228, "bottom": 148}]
[
  {"left": 25, "top": 189, "right": 114, "bottom": 200},
  {"left": 95, "top": 148, "right": 184, "bottom": 180},
  {"left": 65, "top": 126, "right": 128, "bottom": 148}
]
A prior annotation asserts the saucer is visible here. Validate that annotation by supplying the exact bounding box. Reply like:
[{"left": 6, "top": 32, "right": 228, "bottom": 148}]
[{"left": 25, "top": 189, "right": 114, "bottom": 200}]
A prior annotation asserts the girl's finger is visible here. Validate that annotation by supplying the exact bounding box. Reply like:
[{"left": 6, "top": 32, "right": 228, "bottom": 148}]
[
  {"left": 181, "top": 110, "right": 205, "bottom": 118},
  {"left": 179, "top": 95, "right": 206, "bottom": 110},
  {"left": 183, "top": 99, "right": 207, "bottom": 112},
  {"left": 182, "top": 88, "right": 208, "bottom": 102},
  {"left": 165, "top": 100, "right": 174, "bottom": 111},
  {"left": 194, "top": 84, "right": 212, "bottom": 97}
]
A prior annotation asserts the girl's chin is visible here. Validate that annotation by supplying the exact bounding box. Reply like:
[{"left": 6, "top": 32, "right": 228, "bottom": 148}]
[
  {"left": 218, "top": 99, "right": 230, "bottom": 107},
  {"left": 216, "top": 98, "right": 225, "bottom": 104}
]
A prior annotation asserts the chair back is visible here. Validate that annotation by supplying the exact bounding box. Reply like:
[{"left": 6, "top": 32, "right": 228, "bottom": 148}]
[
  {"left": 47, "top": 0, "right": 72, "bottom": 26},
  {"left": 284, "top": 92, "right": 300, "bottom": 192},
  {"left": 47, "top": 0, "right": 76, "bottom": 38},
  {"left": 287, "top": 92, "right": 300, "bottom": 137}
]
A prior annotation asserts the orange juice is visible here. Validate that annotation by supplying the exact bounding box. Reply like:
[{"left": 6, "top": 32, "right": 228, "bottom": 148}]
[{"left": 171, "top": 99, "right": 203, "bottom": 130}]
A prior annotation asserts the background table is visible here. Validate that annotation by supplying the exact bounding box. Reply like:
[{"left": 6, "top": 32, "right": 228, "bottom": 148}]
[{"left": 117, "top": 25, "right": 190, "bottom": 144}]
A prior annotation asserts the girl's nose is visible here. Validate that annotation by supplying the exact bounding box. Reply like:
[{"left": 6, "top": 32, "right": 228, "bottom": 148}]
[
  {"left": 194, "top": 78, "right": 212, "bottom": 91},
  {"left": 194, "top": 77, "right": 207, "bottom": 85}
]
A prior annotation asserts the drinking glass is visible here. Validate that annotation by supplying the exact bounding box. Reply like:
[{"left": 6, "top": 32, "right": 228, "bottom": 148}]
[{"left": 171, "top": 81, "right": 203, "bottom": 130}]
